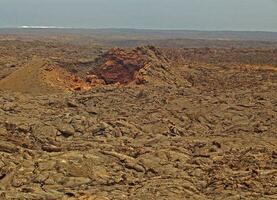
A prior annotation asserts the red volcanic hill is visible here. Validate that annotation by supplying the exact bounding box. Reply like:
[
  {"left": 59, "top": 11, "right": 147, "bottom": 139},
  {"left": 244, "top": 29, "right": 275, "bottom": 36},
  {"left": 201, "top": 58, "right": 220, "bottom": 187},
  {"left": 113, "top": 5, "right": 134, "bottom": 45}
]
[{"left": 88, "top": 46, "right": 183, "bottom": 85}]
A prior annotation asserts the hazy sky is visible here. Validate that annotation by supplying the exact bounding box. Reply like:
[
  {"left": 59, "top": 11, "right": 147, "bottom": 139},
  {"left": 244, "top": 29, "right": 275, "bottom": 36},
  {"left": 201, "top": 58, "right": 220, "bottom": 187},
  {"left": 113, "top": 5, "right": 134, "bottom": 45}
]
[{"left": 1, "top": 0, "right": 277, "bottom": 31}]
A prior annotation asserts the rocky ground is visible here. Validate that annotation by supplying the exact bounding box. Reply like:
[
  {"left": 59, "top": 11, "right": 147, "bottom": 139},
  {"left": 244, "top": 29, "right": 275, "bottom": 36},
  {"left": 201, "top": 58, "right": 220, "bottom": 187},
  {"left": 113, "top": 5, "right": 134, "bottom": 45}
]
[{"left": 0, "top": 37, "right": 276, "bottom": 200}]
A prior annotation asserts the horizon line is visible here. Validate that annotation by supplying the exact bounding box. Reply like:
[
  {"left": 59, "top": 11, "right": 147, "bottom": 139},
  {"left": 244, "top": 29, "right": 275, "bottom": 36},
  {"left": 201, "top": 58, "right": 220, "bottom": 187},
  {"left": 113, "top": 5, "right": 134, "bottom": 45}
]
[
  {"left": 0, "top": 26, "right": 276, "bottom": 33},
  {"left": 0, "top": 25, "right": 277, "bottom": 33}
]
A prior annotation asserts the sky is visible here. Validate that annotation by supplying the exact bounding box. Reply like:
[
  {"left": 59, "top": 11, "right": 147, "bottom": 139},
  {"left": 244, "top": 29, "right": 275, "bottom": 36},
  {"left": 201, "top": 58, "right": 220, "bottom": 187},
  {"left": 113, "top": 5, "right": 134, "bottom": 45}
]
[{"left": 0, "top": 0, "right": 277, "bottom": 31}]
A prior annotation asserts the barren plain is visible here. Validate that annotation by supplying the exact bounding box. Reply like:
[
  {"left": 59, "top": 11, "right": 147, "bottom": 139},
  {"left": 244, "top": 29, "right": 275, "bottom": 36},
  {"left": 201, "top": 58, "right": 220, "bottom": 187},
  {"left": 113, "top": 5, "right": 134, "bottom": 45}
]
[{"left": 0, "top": 30, "right": 276, "bottom": 200}]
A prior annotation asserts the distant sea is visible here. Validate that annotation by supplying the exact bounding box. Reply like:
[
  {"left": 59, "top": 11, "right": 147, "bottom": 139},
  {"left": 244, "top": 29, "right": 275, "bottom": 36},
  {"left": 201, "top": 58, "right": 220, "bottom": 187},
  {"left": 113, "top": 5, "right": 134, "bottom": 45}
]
[{"left": 19, "top": 26, "right": 74, "bottom": 29}]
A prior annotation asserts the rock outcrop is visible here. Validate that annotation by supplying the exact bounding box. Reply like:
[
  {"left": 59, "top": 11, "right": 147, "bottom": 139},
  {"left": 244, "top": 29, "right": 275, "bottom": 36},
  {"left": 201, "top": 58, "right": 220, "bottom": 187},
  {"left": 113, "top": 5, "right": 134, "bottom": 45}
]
[{"left": 90, "top": 46, "right": 181, "bottom": 85}]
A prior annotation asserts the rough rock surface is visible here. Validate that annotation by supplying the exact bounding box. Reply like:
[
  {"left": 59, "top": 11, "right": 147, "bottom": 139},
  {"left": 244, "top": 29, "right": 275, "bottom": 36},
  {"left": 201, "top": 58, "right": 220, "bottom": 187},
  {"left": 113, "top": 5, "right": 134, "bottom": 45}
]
[{"left": 0, "top": 41, "right": 277, "bottom": 199}]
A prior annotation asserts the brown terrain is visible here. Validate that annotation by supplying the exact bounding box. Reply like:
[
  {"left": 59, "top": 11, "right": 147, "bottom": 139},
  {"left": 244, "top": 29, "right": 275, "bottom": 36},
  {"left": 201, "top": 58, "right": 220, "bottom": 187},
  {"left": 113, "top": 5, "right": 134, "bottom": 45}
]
[{"left": 0, "top": 32, "right": 276, "bottom": 200}]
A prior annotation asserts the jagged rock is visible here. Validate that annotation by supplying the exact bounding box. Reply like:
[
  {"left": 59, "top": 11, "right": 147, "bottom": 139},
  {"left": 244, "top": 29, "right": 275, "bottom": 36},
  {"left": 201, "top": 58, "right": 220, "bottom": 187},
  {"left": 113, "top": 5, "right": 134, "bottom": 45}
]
[
  {"left": 55, "top": 123, "right": 75, "bottom": 137},
  {"left": 67, "top": 100, "right": 80, "bottom": 108},
  {"left": 42, "top": 145, "right": 62, "bottom": 152},
  {"left": 63, "top": 177, "right": 91, "bottom": 188},
  {"left": 0, "top": 141, "right": 18, "bottom": 153},
  {"left": 32, "top": 124, "right": 58, "bottom": 138}
]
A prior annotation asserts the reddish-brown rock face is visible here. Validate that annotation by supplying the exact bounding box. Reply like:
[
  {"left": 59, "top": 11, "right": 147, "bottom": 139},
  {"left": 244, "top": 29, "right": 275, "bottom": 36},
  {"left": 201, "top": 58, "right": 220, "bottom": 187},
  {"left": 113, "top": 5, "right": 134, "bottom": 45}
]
[
  {"left": 92, "top": 47, "right": 154, "bottom": 84},
  {"left": 83, "top": 46, "right": 180, "bottom": 86}
]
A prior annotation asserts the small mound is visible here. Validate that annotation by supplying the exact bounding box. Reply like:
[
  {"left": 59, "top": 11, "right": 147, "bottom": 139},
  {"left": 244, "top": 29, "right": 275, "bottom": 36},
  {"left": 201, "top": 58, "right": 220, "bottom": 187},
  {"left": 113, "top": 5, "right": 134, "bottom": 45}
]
[
  {"left": 0, "top": 57, "right": 92, "bottom": 95},
  {"left": 90, "top": 46, "right": 170, "bottom": 85}
]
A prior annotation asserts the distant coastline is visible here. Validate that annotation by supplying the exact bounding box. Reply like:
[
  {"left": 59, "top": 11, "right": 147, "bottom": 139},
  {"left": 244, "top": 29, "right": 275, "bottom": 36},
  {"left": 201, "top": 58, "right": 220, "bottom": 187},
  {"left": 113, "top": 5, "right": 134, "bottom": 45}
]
[{"left": 18, "top": 26, "right": 74, "bottom": 29}]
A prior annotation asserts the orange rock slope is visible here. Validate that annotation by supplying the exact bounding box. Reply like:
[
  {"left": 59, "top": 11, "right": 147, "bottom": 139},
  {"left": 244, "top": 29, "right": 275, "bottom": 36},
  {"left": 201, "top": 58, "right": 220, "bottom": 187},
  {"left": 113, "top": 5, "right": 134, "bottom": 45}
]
[{"left": 0, "top": 57, "right": 93, "bottom": 95}]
